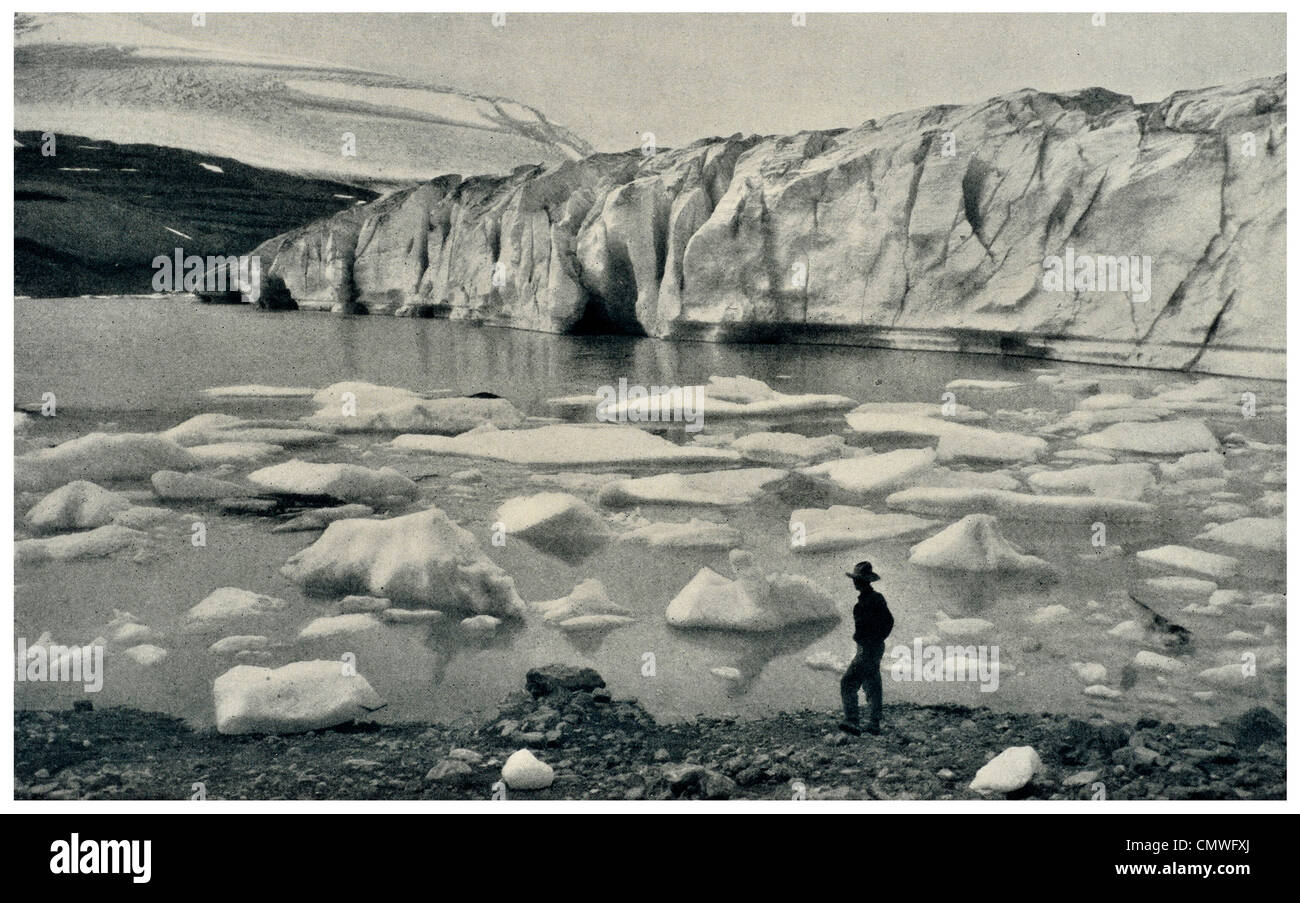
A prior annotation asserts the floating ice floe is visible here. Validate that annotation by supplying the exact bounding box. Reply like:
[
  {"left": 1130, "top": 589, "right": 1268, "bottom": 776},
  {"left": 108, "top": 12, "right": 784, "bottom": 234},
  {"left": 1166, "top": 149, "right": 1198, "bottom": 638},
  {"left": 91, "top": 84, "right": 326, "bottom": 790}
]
[
  {"left": 730, "top": 431, "right": 848, "bottom": 466},
  {"left": 122, "top": 644, "right": 168, "bottom": 667},
  {"left": 188, "top": 587, "right": 287, "bottom": 626},
  {"left": 531, "top": 579, "right": 635, "bottom": 632},
  {"left": 461, "top": 615, "right": 501, "bottom": 633},
  {"left": 303, "top": 381, "right": 526, "bottom": 434},
  {"left": 1028, "top": 604, "right": 1071, "bottom": 625},
  {"left": 188, "top": 442, "right": 285, "bottom": 466},
  {"left": 616, "top": 517, "right": 743, "bottom": 550},
  {"left": 1133, "top": 650, "right": 1187, "bottom": 674},
  {"left": 209, "top": 635, "right": 270, "bottom": 656},
  {"left": 970, "top": 746, "right": 1042, "bottom": 794},
  {"left": 914, "top": 468, "right": 1021, "bottom": 491},
  {"left": 1077, "top": 420, "right": 1218, "bottom": 454},
  {"left": 392, "top": 423, "right": 739, "bottom": 466},
  {"left": 164, "top": 414, "right": 334, "bottom": 448},
  {"left": 247, "top": 460, "right": 418, "bottom": 504},
  {"left": 788, "top": 505, "right": 937, "bottom": 552},
  {"left": 1071, "top": 662, "right": 1107, "bottom": 684},
  {"left": 282, "top": 506, "right": 525, "bottom": 616},
  {"left": 1159, "top": 451, "right": 1226, "bottom": 481},
  {"left": 1195, "top": 517, "right": 1284, "bottom": 554},
  {"left": 272, "top": 504, "right": 376, "bottom": 533},
  {"left": 203, "top": 385, "right": 315, "bottom": 398},
  {"left": 494, "top": 492, "right": 612, "bottom": 562},
  {"left": 934, "top": 612, "right": 995, "bottom": 640},
  {"left": 598, "top": 375, "right": 856, "bottom": 421},
  {"left": 666, "top": 550, "right": 839, "bottom": 631},
  {"left": 381, "top": 608, "right": 444, "bottom": 624},
  {"left": 710, "top": 667, "right": 743, "bottom": 682},
  {"left": 1135, "top": 545, "right": 1239, "bottom": 580},
  {"left": 25, "top": 481, "right": 133, "bottom": 531},
  {"left": 151, "top": 469, "right": 254, "bottom": 500},
  {"left": 944, "top": 379, "right": 1021, "bottom": 391},
  {"left": 299, "top": 613, "right": 383, "bottom": 640},
  {"left": 213, "top": 660, "right": 385, "bottom": 734},
  {"left": 885, "top": 486, "right": 1154, "bottom": 523},
  {"left": 598, "top": 468, "right": 787, "bottom": 508},
  {"left": 1085, "top": 685, "right": 1122, "bottom": 699},
  {"left": 844, "top": 413, "right": 1045, "bottom": 463},
  {"left": 339, "top": 595, "right": 392, "bottom": 613},
  {"left": 1027, "top": 463, "right": 1155, "bottom": 501},
  {"left": 16, "top": 525, "right": 148, "bottom": 564},
  {"left": 800, "top": 448, "right": 935, "bottom": 493},
  {"left": 105, "top": 610, "right": 152, "bottom": 645},
  {"left": 501, "top": 749, "right": 554, "bottom": 790},
  {"left": 1197, "top": 664, "right": 1262, "bottom": 692},
  {"left": 16, "top": 432, "right": 199, "bottom": 491},
  {"left": 848, "top": 401, "right": 987, "bottom": 422}
]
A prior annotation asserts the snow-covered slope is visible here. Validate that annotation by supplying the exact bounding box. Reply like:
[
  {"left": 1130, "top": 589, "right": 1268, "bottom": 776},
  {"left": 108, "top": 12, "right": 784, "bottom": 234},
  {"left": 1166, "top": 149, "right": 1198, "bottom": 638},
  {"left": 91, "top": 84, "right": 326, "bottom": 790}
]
[{"left": 14, "top": 13, "right": 593, "bottom": 185}]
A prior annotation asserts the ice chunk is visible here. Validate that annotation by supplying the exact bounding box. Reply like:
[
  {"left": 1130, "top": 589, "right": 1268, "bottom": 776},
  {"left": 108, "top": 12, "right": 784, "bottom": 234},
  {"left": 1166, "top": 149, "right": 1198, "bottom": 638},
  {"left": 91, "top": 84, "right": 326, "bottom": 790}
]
[
  {"left": 945, "top": 379, "right": 1021, "bottom": 391},
  {"left": 460, "top": 615, "right": 501, "bottom": 633},
  {"left": 392, "top": 423, "right": 739, "bottom": 466},
  {"left": 1136, "top": 545, "right": 1239, "bottom": 580},
  {"left": 1195, "top": 518, "right": 1284, "bottom": 553},
  {"left": 247, "top": 460, "right": 418, "bottom": 504},
  {"left": 1159, "top": 451, "right": 1226, "bottom": 481},
  {"left": 886, "top": 486, "right": 1154, "bottom": 523},
  {"left": 788, "top": 505, "right": 937, "bottom": 553},
  {"left": 16, "top": 432, "right": 199, "bottom": 491},
  {"left": 298, "top": 613, "right": 383, "bottom": 640},
  {"left": 617, "top": 518, "right": 743, "bottom": 550},
  {"left": 304, "top": 381, "right": 526, "bottom": 434},
  {"left": 1077, "top": 420, "right": 1218, "bottom": 454},
  {"left": 666, "top": 550, "right": 839, "bottom": 631},
  {"left": 598, "top": 468, "right": 786, "bottom": 508},
  {"left": 845, "top": 412, "right": 1044, "bottom": 463},
  {"left": 1144, "top": 576, "right": 1217, "bottom": 599},
  {"left": 163, "top": 414, "right": 333, "bottom": 448},
  {"left": 188, "top": 587, "right": 287, "bottom": 625},
  {"left": 25, "top": 481, "right": 133, "bottom": 531},
  {"left": 911, "top": 515, "right": 1055, "bottom": 576},
  {"left": 209, "top": 635, "right": 270, "bottom": 656},
  {"left": 272, "top": 504, "right": 375, "bottom": 533},
  {"left": 601, "top": 375, "right": 855, "bottom": 421},
  {"left": 213, "top": 660, "right": 385, "bottom": 734},
  {"left": 152, "top": 470, "right": 254, "bottom": 500},
  {"left": 1029, "top": 604, "right": 1071, "bottom": 625},
  {"left": 800, "top": 449, "right": 935, "bottom": 493},
  {"left": 1071, "top": 662, "right": 1107, "bottom": 684},
  {"left": 530, "top": 580, "right": 635, "bottom": 632},
  {"left": 804, "top": 651, "right": 849, "bottom": 673},
  {"left": 495, "top": 492, "right": 612, "bottom": 562},
  {"left": 189, "top": 442, "right": 285, "bottom": 466},
  {"left": 730, "top": 431, "right": 848, "bottom": 466},
  {"left": 1027, "top": 463, "right": 1155, "bottom": 500},
  {"left": 122, "top": 644, "right": 168, "bottom": 666},
  {"left": 1134, "top": 650, "right": 1187, "bottom": 674},
  {"left": 16, "top": 525, "right": 147, "bottom": 564},
  {"left": 970, "top": 746, "right": 1042, "bottom": 794},
  {"left": 934, "top": 612, "right": 995, "bottom": 640},
  {"left": 282, "top": 506, "right": 525, "bottom": 616}
]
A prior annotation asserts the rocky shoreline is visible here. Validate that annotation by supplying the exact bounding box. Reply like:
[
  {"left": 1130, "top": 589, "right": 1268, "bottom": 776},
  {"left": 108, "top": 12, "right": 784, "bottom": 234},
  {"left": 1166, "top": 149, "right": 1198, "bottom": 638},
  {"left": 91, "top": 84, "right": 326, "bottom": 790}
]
[{"left": 14, "top": 667, "right": 1285, "bottom": 801}]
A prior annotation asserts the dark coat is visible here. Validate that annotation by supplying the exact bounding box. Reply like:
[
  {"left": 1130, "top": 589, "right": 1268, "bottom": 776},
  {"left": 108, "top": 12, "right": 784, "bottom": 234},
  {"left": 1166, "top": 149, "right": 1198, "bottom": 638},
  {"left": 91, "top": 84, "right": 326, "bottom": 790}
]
[{"left": 852, "top": 587, "right": 894, "bottom": 644}]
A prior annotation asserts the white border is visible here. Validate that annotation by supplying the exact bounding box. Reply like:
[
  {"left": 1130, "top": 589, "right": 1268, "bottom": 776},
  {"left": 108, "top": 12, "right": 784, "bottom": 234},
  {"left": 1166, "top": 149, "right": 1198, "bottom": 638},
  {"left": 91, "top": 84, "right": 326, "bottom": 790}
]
[{"left": 4, "top": 1, "right": 1294, "bottom": 816}]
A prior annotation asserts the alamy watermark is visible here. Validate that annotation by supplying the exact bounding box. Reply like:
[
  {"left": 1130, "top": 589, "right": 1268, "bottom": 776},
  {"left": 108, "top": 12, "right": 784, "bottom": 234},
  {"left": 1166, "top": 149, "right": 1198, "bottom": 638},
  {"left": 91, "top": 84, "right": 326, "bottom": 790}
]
[
  {"left": 595, "top": 378, "right": 706, "bottom": 433},
  {"left": 1042, "top": 247, "right": 1152, "bottom": 303},
  {"left": 152, "top": 248, "right": 262, "bottom": 302},
  {"left": 889, "top": 641, "right": 1001, "bottom": 692},
  {"left": 17, "top": 637, "right": 104, "bottom": 692}
]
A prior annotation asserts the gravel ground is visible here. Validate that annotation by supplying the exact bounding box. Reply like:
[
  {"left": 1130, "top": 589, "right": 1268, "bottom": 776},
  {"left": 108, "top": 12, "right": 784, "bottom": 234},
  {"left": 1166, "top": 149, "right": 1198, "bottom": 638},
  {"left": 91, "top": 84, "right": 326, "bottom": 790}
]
[{"left": 14, "top": 667, "right": 1286, "bottom": 801}]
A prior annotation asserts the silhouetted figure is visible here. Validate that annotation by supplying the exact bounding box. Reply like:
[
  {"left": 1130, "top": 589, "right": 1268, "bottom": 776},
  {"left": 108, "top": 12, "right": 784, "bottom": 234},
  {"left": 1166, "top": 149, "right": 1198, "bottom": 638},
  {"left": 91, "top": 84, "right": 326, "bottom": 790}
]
[{"left": 840, "top": 561, "right": 894, "bottom": 736}]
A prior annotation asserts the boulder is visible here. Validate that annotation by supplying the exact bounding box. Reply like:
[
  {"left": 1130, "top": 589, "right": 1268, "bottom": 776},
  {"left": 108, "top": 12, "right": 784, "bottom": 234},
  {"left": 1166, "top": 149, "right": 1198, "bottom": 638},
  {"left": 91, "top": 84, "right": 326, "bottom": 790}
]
[{"left": 500, "top": 749, "right": 554, "bottom": 790}]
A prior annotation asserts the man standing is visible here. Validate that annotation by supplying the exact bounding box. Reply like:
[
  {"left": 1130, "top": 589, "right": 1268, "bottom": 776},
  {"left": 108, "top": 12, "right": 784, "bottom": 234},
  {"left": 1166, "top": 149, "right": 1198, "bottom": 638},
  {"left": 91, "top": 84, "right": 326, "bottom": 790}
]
[{"left": 840, "top": 561, "right": 894, "bottom": 736}]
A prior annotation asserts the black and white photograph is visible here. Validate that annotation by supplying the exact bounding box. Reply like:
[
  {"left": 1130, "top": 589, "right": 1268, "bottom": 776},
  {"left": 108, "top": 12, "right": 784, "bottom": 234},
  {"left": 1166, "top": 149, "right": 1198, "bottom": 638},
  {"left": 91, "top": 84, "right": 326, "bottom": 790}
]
[{"left": 7, "top": 7, "right": 1291, "bottom": 827}]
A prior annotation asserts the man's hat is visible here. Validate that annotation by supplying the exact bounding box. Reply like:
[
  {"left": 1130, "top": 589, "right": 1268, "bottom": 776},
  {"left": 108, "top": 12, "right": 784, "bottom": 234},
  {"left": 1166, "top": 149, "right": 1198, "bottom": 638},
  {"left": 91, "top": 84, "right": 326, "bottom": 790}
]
[{"left": 845, "top": 560, "right": 880, "bottom": 582}]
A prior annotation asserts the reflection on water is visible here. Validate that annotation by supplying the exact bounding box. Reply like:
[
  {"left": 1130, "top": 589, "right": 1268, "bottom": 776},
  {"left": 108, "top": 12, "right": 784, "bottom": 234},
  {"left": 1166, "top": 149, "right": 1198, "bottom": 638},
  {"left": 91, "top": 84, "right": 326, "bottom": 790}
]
[{"left": 14, "top": 297, "right": 1287, "bottom": 727}]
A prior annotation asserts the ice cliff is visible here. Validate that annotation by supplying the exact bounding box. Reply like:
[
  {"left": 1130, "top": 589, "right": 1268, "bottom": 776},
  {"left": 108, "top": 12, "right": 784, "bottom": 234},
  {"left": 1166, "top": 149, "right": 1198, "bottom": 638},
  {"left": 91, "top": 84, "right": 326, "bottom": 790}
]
[{"left": 238, "top": 75, "right": 1286, "bottom": 378}]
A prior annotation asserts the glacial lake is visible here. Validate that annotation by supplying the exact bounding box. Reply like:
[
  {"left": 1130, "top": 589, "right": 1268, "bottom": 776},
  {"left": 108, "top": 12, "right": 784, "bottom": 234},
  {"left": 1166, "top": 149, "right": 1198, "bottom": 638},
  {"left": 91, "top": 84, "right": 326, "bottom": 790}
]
[{"left": 14, "top": 296, "right": 1287, "bottom": 727}]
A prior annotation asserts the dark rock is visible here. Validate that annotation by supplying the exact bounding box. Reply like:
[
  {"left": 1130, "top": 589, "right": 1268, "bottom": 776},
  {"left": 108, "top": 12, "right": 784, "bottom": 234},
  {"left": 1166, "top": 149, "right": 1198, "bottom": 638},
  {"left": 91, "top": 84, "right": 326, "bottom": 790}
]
[
  {"left": 1224, "top": 706, "right": 1284, "bottom": 749},
  {"left": 72, "top": 700, "right": 93, "bottom": 713},
  {"left": 525, "top": 665, "right": 606, "bottom": 698},
  {"left": 425, "top": 759, "right": 473, "bottom": 784}
]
